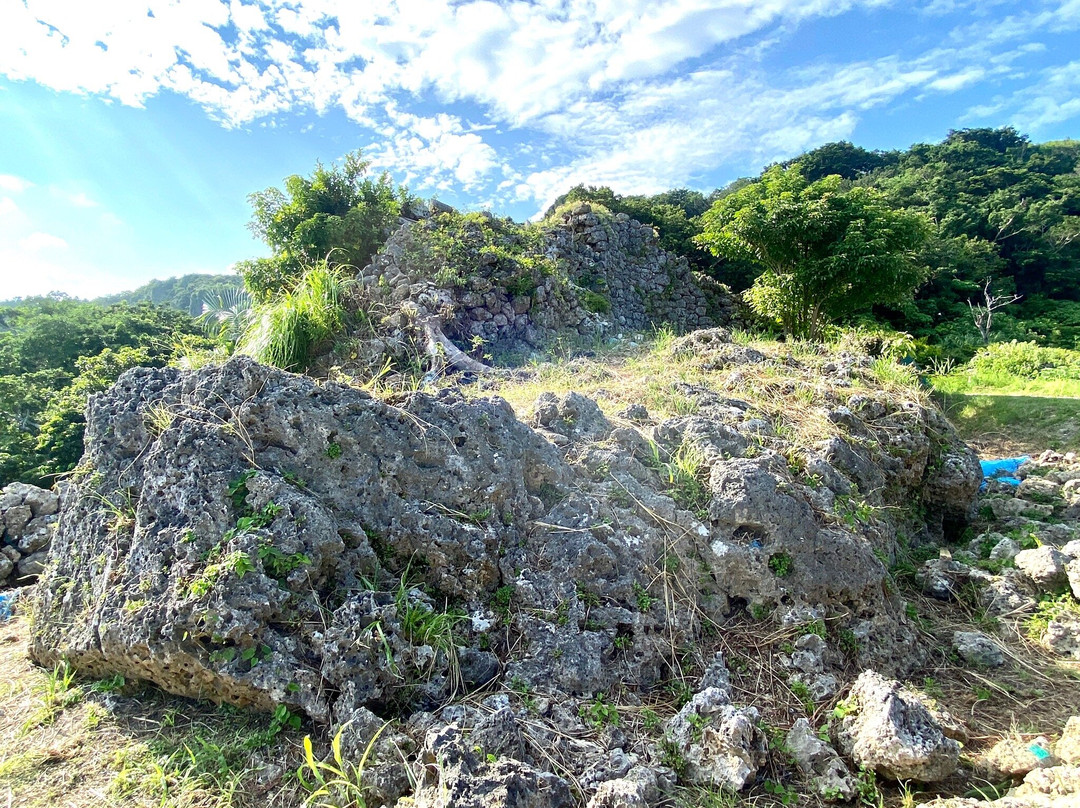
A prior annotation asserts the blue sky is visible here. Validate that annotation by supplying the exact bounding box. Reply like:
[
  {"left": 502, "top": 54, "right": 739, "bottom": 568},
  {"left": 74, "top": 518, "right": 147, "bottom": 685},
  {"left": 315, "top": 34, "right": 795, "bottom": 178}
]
[{"left": 0, "top": 0, "right": 1078, "bottom": 300}]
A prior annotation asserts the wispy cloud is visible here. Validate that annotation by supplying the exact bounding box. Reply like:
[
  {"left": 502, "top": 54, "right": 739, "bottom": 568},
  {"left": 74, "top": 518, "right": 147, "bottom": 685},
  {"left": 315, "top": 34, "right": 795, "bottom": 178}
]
[
  {"left": 1, "top": 0, "right": 1077, "bottom": 212},
  {"left": 0, "top": 174, "right": 33, "bottom": 193}
]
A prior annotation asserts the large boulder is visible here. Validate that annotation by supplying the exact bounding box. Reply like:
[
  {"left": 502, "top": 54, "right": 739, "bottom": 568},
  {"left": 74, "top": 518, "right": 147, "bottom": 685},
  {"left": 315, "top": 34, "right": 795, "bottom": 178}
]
[
  {"left": 25, "top": 349, "right": 984, "bottom": 803},
  {"left": 30, "top": 358, "right": 574, "bottom": 723}
]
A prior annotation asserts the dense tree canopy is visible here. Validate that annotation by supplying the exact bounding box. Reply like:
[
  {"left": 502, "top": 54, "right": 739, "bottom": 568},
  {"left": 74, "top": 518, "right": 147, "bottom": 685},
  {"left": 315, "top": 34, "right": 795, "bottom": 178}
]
[
  {"left": 94, "top": 273, "right": 244, "bottom": 316},
  {"left": 0, "top": 298, "right": 203, "bottom": 486},
  {"left": 697, "top": 167, "right": 930, "bottom": 339},
  {"left": 864, "top": 128, "right": 1080, "bottom": 354}
]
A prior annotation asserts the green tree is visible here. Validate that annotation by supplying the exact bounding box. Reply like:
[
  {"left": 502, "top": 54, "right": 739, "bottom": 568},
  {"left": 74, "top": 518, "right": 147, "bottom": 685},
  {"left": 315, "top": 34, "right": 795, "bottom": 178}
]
[
  {"left": 0, "top": 298, "right": 200, "bottom": 486},
  {"left": 697, "top": 166, "right": 930, "bottom": 339},
  {"left": 239, "top": 151, "right": 412, "bottom": 301},
  {"left": 35, "top": 346, "right": 157, "bottom": 478}
]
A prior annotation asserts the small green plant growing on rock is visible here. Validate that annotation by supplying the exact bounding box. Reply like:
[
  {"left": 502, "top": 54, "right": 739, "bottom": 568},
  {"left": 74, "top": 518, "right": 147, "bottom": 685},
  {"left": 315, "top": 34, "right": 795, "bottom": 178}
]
[
  {"left": 1027, "top": 594, "right": 1080, "bottom": 641},
  {"left": 325, "top": 442, "right": 342, "bottom": 459},
  {"left": 768, "top": 552, "right": 794, "bottom": 578},
  {"left": 633, "top": 582, "right": 657, "bottom": 612},
  {"left": 492, "top": 585, "right": 515, "bottom": 622},
  {"left": 579, "top": 694, "right": 620, "bottom": 729},
  {"left": 789, "top": 679, "right": 815, "bottom": 713}
]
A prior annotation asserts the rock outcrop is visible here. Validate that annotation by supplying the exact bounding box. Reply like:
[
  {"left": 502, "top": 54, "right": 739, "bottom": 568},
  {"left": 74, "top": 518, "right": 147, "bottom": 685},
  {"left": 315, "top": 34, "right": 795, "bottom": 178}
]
[
  {"left": 28, "top": 345, "right": 981, "bottom": 804},
  {"left": 346, "top": 205, "right": 737, "bottom": 377}
]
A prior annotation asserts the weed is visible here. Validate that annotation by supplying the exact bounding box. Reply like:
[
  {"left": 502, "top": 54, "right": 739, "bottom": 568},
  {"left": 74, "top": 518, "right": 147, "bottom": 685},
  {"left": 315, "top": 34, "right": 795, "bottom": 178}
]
[
  {"left": 396, "top": 583, "right": 464, "bottom": 653},
  {"left": 579, "top": 694, "right": 620, "bottom": 730},
  {"left": 764, "top": 779, "right": 799, "bottom": 806},
  {"left": 299, "top": 721, "right": 388, "bottom": 808},
  {"left": 258, "top": 542, "right": 311, "bottom": 582},
  {"left": 492, "top": 584, "right": 515, "bottom": 621},
  {"left": 22, "top": 661, "right": 82, "bottom": 732},
  {"left": 91, "top": 673, "right": 126, "bottom": 694},
  {"left": 228, "top": 470, "right": 257, "bottom": 510},
  {"left": 749, "top": 602, "right": 773, "bottom": 621},
  {"left": 661, "top": 442, "right": 710, "bottom": 516},
  {"left": 659, "top": 738, "right": 687, "bottom": 778},
  {"left": 577, "top": 585, "right": 601, "bottom": 609},
  {"left": 789, "top": 679, "right": 815, "bottom": 713},
  {"left": 144, "top": 402, "right": 176, "bottom": 437},
  {"left": 837, "top": 627, "right": 861, "bottom": 656},
  {"left": 509, "top": 677, "right": 537, "bottom": 712},
  {"left": 768, "top": 552, "right": 794, "bottom": 578},
  {"left": 632, "top": 582, "right": 657, "bottom": 612},
  {"left": 1027, "top": 593, "right": 1080, "bottom": 641},
  {"left": 856, "top": 766, "right": 883, "bottom": 807},
  {"left": 922, "top": 676, "right": 943, "bottom": 699}
]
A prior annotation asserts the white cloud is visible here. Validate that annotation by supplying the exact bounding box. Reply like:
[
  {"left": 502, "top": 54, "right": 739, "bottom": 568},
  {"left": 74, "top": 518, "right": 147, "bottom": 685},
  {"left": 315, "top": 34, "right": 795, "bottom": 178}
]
[
  {"left": 928, "top": 67, "right": 985, "bottom": 92},
  {"left": 19, "top": 232, "right": 69, "bottom": 252},
  {"left": 969, "top": 60, "right": 1080, "bottom": 132},
  {"left": 0, "top": 174, "right": 33, "bottom": 193},
  {"left": 0, "top": 0, "right": 1078, "bottom": 215}
]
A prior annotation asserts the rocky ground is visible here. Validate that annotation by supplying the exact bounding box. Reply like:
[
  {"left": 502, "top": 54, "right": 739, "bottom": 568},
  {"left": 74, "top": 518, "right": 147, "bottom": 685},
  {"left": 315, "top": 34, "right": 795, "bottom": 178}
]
[{"left": 2, "top": 331, "right": 1080, "bottom": 807}]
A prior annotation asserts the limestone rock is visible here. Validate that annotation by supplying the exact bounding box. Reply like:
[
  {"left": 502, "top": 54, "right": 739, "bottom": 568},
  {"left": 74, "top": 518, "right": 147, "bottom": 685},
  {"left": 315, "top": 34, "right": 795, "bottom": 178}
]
[
  {"left": 1013, "top": 764, "right": 1080, "bottom": 801},
  {"left": 991, "top": 538, "right": 1021, "bottom": 563},
  {"left": 923, "top": 447, "right": 983, "bottom": 523},
  {"left": 1015, "top": 547, "right": 1070, "bottom": 592},
  {"left": 835, "top": 670, "right": 960, "bottom": 782},
  {"left": 409, "top": 725, "right": 573, "bottom": 808},
  {"left": 1055, "top": 717, "right": 1080, "bottom": 764},
  {"left": 0, "top": 482, "right": 59, "bottom": 583},
  {"left": 663, "top": 687, "right": 766, "bottom": 790},
  {"left": 953, "top": 631, "right": 1005, "bottom": 668},
  {"left": 1042, "top": 612, "right": 1080, "bottom": 660},
  {"left": 786, "top": 717, "right": 856, "bottom": 802},
  {"left": 586, "top": 767, "right": 658, "bottom": 808},
  {"left": 1067, "top": 560, "right": 1080, "bottom": 600},
  {"left": 983, "top": 736, "right": 1057, "bottom": 779}
]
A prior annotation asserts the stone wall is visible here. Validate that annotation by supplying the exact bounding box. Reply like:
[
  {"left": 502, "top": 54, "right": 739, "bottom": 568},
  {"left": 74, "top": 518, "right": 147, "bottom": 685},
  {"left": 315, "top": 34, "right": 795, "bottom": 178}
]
[
  {"left": 355, "top": 204, "right": 738, "bottom": 361},
  {"left": 1, "top": 482, "right": 58, "bottom": 585},
  {"left": 548, "top": 203, "right": 738, "bottom": 333}
]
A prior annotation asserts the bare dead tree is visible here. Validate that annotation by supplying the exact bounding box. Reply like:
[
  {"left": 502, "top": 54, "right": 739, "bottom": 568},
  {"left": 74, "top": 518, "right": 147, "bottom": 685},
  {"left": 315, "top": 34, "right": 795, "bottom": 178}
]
[{"left": 968, "top": 278, "right": 1022, "bottom": 344}]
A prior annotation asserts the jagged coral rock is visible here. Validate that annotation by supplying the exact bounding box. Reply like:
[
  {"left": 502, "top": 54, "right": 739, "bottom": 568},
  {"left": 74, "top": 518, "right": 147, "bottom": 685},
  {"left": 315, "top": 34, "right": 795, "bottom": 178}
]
[{"left": 835, "top": 670, "right": 961, "bottom": 783}]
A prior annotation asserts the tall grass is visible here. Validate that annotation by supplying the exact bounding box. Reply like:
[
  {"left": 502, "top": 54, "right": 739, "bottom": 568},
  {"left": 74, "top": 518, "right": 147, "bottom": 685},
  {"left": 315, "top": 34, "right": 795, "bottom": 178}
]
[{"left": 238, "top": 263, "right": 351, "bottom": 371}]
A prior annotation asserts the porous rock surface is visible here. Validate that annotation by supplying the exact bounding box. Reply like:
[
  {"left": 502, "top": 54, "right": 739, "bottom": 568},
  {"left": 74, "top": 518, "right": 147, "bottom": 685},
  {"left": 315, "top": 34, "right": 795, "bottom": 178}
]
[
  {"left": 29, "top": 349, "right": 981, "bottom": 804},
  {"left": 0, "top": 482, "right": 59, "bottom": 585},
  {"left": 786, "top": 717, "right": 857, "bottom": 802},
  {"left": 834, "top": 670, "right": 961, "bottom": 782}
]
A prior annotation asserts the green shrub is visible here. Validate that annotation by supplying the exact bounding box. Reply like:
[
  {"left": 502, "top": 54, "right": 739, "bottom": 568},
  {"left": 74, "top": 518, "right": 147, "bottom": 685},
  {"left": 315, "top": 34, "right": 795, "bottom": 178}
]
[
  {"left": 969, "top": 341, "right": 1080, "bottom": 381},
  {"left": 238, "top": 263, "right": 351, "bottom": 370}
]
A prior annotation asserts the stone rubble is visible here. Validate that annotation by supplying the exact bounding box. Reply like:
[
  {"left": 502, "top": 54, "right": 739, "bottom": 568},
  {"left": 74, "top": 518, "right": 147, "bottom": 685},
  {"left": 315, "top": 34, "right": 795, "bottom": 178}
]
[{"left": 0, "top": 482, "right": 58, "bottom": 586}]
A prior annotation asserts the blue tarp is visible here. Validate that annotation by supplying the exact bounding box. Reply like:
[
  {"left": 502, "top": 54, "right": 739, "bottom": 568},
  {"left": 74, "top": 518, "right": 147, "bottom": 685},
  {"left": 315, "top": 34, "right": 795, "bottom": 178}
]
[{"left": 980, "top": 456, "right": 1029, "bottom": 490}]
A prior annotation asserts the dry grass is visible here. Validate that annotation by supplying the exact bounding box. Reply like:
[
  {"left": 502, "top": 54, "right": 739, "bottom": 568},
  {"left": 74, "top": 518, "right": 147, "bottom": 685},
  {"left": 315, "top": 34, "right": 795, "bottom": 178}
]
[
  {"left": 0, "top": 617, "right": 310, "bottom": 808},
  {"left": 463, "top": 332, "right": 931, "bottom": 460}
]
